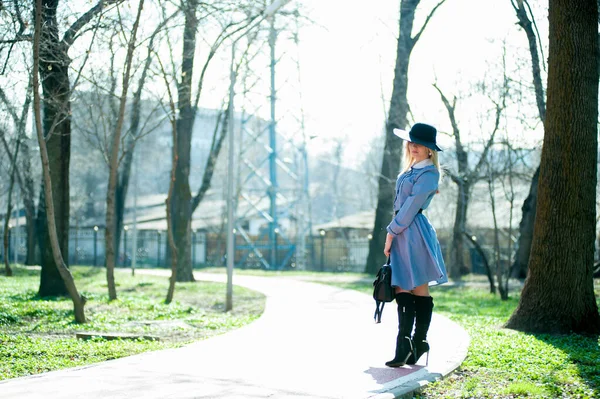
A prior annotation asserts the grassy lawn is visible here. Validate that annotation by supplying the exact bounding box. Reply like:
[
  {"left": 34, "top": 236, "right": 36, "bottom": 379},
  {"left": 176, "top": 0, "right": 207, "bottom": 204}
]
[
  {"left": 326, "top": 275, "right": 600, "bottom": 399},
  {"left": 0, "top": 266, "right": 265, "bottom": 381},
  {"left": 3, "top": 265, "right": 599, "bottom": 398}
]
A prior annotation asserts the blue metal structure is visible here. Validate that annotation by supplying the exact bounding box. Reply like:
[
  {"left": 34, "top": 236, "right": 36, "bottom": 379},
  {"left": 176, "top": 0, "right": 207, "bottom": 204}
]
[
  {"left": 268, "top": 20, "right": 279, "bottom": 268},
  {"left": 232, "top": 10, "right": 311, "bottom": 270}
]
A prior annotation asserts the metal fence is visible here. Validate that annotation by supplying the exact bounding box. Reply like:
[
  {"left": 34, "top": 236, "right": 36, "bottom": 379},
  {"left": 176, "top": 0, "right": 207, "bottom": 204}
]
[
  {"left": 2, "top": 226, "right": 501, "bottom": 274},
  {"left": 0, "top": 227, "right": 374, "bottom": 272}
]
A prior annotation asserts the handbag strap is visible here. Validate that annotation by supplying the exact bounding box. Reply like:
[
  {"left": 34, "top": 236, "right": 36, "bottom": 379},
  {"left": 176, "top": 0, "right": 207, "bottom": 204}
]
[{"left": 374, "top": 301, "right": 385, "bottom": 323}]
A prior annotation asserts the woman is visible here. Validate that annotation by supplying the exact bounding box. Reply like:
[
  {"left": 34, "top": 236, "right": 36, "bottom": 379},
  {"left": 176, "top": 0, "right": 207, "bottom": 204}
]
[{"left": 383, "top": 122, "right": 448, "bottom": 368}]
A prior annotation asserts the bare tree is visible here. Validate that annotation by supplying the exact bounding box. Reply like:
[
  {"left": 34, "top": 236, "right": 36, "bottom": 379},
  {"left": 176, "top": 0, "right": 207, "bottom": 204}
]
[
  {"left": 486, "top": 141, "right": 519, "bottom": 301},
  {"left": 104, "top": 0, "right": 145, "bottom": 301},
  {"left": 493, "top": 139, "right": 534, "bottom": 299},
  {"left": 2, "top": 133, "right": 21, "bottom": 276},
  {"left": 433, "top": 82, "right": 505, "bottom": 279},
  {"left": 366, "top": 0, "right": 447, "bottom": 274},
  {"left": 154, "top": 51, "right": 179, "bottom": 304},
  {"left": 0, "top": 4, "right": 37, "bottom": 265},
  {"left": 0, "top": 82, "right": 31, "bottom": 275},
  {"left": 34, "top": 0, "right": 123, "bottom": 297},
  {"left": 112, "top": 12, "right": 176, "bottom": 274},
  {"left": 509, "top": 0, "right": 546, "bottom": 279},
  {"left": 169, "top": 1, "right": 278, "bottom": 281},
  {"left": 506, "top": 0, "right": 600, "bottom": 334},
  {"left": 32, "top": 0, "right": 86, "bottom": 323}
]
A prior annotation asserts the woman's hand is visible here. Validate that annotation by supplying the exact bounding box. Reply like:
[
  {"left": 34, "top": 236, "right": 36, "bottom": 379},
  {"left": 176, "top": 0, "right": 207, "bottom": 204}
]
[{"left": 383, "top": 233, "right": 394, "bottom": 257}]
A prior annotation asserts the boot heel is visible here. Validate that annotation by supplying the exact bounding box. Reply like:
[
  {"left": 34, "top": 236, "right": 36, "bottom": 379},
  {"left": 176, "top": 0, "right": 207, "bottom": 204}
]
[
  {"left": 403, "top": 336, "right": 414, "bottom": 364},
  {"left": 385, "top": 336, "right": 414, "bottom": 367},
  {"left": 425, "top": 350, "right": 430, "bottom": 366}
]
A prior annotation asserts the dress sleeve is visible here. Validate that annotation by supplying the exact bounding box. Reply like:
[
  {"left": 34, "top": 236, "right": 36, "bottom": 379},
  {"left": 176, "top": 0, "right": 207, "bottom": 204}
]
[{"left": 386, "top": 170, "right": 438, "bottom": 236}]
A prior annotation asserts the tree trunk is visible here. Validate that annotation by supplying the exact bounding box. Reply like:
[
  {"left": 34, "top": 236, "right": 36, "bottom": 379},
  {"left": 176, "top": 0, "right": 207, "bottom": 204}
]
[
  {"left": 3, "top": 135, "right": 22, "bottom": 276},
  {"left": 464, "top": 232, "right": 495, "bottom": 294},
  {"left": 162, "top": 50, "right": 180, "bottom": 304},
  {"left": 450, "top": 181, "right": 470, "bottom": 276},
  {"left": 191, "top": 107, "right": 228, "bottom": 213},
  {"left": 20, "top": 138, "right": 37, "bottom": 265},
  {"left": 165, "top": 107, "right": 179, "bottom": 304},
  {"left": 113, "top": 19, "right": 165, "bottom": 263},
  {"left": 172, "top": 0, "right": 198, "bottom": 282},
  {"left": 511, "top": 0, "right": 546, "bottom": 280},
  {"left": 506, "top": 0, "right": 600, "bottom": 334},
  {"left": 511, "top": 166, "right": 539, "bottom": 278},
  {"left": 0, "top": 81, "right": 35, "bottom": 267},
  {"left": 4, "top": 209, "right": 13, "bottom": 277},
  {"left": 104, "top": 0, "right": 144, "bottom": 301},
  {"left": 37, "top": 0, "right": 71, "bottom": 297},
  {"left": 33, "top": 0, "right": 86, "bottom": 323},
  {"left": 432, "top": 83, "right": 473, "bottom": 279},
  {"left": 366, "top": 0, "right": 420, "bottom": 274},
  {"left": 36, "top": 0, "right": 121, "bottom": 295}
]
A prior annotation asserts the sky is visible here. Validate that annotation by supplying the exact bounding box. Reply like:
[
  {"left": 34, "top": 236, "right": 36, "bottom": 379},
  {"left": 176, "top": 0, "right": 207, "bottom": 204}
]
[
  {"left": 287, "top": 0, "right": 548, "bottom": 163},
  {"left": 1, "top": 0, "right": 548, "bottom": 168}
]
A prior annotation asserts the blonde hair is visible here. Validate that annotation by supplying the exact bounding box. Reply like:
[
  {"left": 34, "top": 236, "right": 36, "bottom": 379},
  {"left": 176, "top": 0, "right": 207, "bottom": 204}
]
[{"left": 400, "top": 142, "right": 441, "bottom": 174}]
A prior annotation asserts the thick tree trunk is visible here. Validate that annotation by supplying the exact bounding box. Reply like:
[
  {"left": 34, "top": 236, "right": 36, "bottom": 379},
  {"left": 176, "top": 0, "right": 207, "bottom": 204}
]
[
  {"left": 36, "top": 0, "right": 121, "bottom": 295},
  {"left": 366, "top": 0, "right": 420, "bottom": 274},
  {"left": 172, "top": 0, "right": 198, "bottom": 282},
  {"left": 33, "top": 0, "right": 86, "bottom": 323},
  {"left": 506, "top": 0, "right": 600, "bottom": 334},
  {"left": 37, "top": 0, "right": 71, "bottom": 297}
]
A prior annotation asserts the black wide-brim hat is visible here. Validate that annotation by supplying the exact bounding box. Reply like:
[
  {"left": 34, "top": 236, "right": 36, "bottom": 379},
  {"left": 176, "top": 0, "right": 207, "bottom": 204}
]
[{"left": 393, "top": 123, "right": 443, "bottom": 152}]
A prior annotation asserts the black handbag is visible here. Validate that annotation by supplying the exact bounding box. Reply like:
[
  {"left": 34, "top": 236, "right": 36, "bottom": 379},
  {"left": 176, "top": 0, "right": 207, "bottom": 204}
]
[{"left": 372, "top": 257, "right": 394, "bottom": 323}]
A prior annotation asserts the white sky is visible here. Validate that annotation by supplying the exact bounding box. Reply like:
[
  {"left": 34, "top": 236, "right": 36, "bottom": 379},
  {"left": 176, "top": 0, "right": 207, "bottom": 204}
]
[
  {"left": 0, "top": 0, "right": 548, "bottom": 167},
  {"left": 290, "top": 0, "right": 547, "bottom": 161}
]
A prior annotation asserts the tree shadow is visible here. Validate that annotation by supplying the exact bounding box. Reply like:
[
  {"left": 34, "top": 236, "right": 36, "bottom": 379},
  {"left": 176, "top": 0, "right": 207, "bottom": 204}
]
[
  {"left": 363, "top": 365, "right": 423, "bottom": 385},
  {"left": 532, "top": 332, "right": 600, "bottom": 398}
]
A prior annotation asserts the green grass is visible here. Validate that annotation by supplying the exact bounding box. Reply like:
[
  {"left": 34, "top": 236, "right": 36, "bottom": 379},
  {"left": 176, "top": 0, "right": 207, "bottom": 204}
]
[
  {"left": 3, "top": 266, "right": 599, "bottom": 398},
  {"left": 322, "top": 275, "right": 600, "bottom": 399},
  {"left": 0, "top": 266, "right": 265, "bottom": 381}
]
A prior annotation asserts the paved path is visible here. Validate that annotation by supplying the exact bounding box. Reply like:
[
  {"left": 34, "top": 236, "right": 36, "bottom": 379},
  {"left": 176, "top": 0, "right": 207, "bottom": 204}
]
[{"left": 0, "top": 271, "right": 469, "bottom": 399}]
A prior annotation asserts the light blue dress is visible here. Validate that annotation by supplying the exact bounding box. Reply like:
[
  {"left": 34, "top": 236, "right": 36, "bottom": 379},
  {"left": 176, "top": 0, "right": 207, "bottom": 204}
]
[{"left": 386, "top": 160, "right": 448, "bottom": 290}]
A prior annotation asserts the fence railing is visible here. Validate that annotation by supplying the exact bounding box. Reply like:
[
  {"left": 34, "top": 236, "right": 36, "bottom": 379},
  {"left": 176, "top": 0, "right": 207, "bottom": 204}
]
[
  {"left": 0, "top": 227, "right": 373, "bottom": 272},
  {"left": 0, "top": 226, "right": 504, "bottom": 274}
]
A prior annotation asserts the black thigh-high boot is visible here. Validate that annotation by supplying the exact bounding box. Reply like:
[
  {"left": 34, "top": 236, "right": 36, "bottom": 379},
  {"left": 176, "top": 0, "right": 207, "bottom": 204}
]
[
  {"left": 406, "top": 295, "right": 434, "bottom": 365},
  {"left": 385, "top": 293, "right": 415, "bottom": 367}
]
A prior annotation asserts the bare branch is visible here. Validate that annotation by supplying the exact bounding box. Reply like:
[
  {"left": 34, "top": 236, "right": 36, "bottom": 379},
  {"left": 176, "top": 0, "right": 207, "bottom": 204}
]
[
  {"left": 513, "top": 0, "right": 546, "bottom": 121},
  {"left": 62, "top": 0, "right": 124, "bottom": 48},
  {"left": 524, "top": 0, "right": 546, "bottom": 72},
  {"left": 473, "top": 45, "right": 509, "bottom": 178},
  {"left": 412, "top": 0, "right": 447, "bottom": 45},
  {"left": 193, "top": 15, "right": 261, "bottom": 110},
  {"left": 472, "top": 101, "right": 502, "bottom": 178},
  {"left": 1, "top": 0, "right": 30, "bottom": 74},
  {"left": 433, "top": 83, "right": 465, "bottom": 156},
  {"left": 0, "top": 87, "right": 19, "bottom": 123}
]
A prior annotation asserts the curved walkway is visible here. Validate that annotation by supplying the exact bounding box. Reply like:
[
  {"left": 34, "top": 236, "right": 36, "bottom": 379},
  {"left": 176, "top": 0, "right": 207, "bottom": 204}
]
[{"left": 0, "top": 271, "right": 469, "bottom": 399}]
